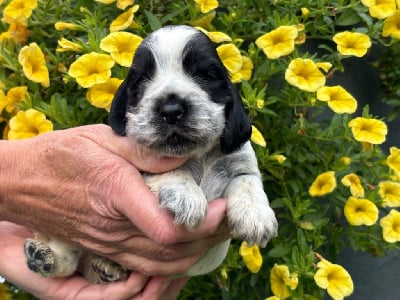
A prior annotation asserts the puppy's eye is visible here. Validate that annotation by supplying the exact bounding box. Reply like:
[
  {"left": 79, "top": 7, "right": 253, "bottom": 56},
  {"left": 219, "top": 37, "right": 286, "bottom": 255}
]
[{"left": 193, "top": 65, "right": 223, "bottom": 81}]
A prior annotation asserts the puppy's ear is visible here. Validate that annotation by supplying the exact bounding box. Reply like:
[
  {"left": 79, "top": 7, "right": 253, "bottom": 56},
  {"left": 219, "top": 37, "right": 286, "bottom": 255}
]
[
  {"left": 109, "top": 78, "right": 129, "bottom": 136},
  {"left": 220, "top": 85, "right": 252, "bottom": 153},
  {"left": 109, "top": 44, "right": 155, "bottom": 136}
]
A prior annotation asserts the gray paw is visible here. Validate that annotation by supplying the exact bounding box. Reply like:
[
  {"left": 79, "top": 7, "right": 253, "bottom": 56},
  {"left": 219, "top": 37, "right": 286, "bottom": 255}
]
[
  {"left": 229, "top": 205, "right": 278, "bottom": 248},
  {"left": 91, "top": 258, "right": 128, "bottom": 284},
  {"left": 24, "top": 238, "right": 56, "bottom": 277},
  {"left": 159, "top": 182, "right": 207, "bottom": 230}
]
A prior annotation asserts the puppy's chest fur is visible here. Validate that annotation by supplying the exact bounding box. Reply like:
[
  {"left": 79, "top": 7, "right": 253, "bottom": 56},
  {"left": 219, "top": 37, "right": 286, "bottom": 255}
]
[{"left": 184, "top": 150, "right": 253, "bottom": 200}]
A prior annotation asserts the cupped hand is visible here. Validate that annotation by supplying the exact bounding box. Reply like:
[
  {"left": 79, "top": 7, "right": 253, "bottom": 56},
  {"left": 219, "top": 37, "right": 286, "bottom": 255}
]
[
  {"left": 0, "top": 222, "right": 188, "bottom": 300},
  {"left": 0, "top": 124, "right": 229, "bottom": 276}
]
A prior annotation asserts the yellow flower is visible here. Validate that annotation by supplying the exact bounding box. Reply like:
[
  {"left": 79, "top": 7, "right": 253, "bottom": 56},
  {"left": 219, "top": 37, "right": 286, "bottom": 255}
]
[
  {"left": 2, "top": 86, "right": 28, "bottom": 113},
  {"left": 1, "top": 21, "right": 30, "bottom": 44},
  {"left": 196, "top": 28, "right": 232, "bottom": 43},
  {"left": 333, "top": 31, "right": 372, "bottom": 57},
  {"left": 387, "top": 147, "right": 400, "bottom": 173},
  {"left": 270, "top": 264, "right": 297, "bottom": 299},
  {"left": 256, "top": 99, "right": 264, "bottom": 109},
  {"left": 255, "top": 25, "right": 298, "bottom": 60},
  {"left": 315, "top": 62, "right": 333, "bottom": 73},
  {"left": 309, "top": 171, "right": 337, "bottom": 197},
  {"left": 378, "top": 181, "right": 400, "bottom": 207},
  {"left": 86, "top": 78, "right": 123, "bottom": 111},
  {"left": 194, "top": 0, "right": 219, "bottom": 13},
  {"left": 361, "top": 0, "right": 397, "bottom": 19},
  {"left": 220, "top": 267, "right": 228, "bottom": 280},
  {"left": 95, "top": 0, "right": 116, "bottom": 4},
  {"left": 0, "top": 91, "right": 6, "bottom": 114},
  {"left": 271, "top": 154, "right": 287, "bottom": 164},
  {"left": 380, "top": 209, "right": 400, "bottom": 243},
  {"left": 56, "top": 38, "right": 82, "bottom": 52},
  {"left": 239, "top": 241, "right": 263, "bottom": 273},
  {"left": 314, "top": 259, "right": 354, "bottom": 300},
  {"left": 265, "top": 297, "right": 280, "bottom": 300},
  {"left": 251, "top": 125, "right": 266, "bottom": 147},
  {"left": 96, "top": 0, "right": 134, "bottom": 8},
  {"left": 0, "top": 283, "right": 11, "bottom": 300},
  {"left": 54, "top": 21, "right": 81, "bottom": 31},
  {"left": 231, "top": 56, "right": 253, "bottom": 83},
  {"left": 317, "top": 86, "right": 357, "bottom": 114},
  {"left": 285, "top": 58, "right": 326, "bottom": 92},
  {"left": 18, "top": 43, "right": 50, "bottom": 88},
  {"left": 116, "top": 0, "right": 134, "bottom": 10},
  {"left": 301, "top": 7, "right": 310, "bottom": 17},
  {"left": 344, "top": 197, "right": 379, "bottom": 226},
  {"left": 2, "top": 0, "right": 38, "bottom": 24},
  {"left": 100, "top": 32, "right": 143, "bottom": 67},
  {"left": 189, "top": 11, "right": 216, "bottom": 29},
  {"left": 68, "top": 52, "right": 115, "bottom": 88},
  {"left": 109, "top": 5, "right": 139, "bottom": 32},
  {"left": 341, "top": 173, "right": 364, "bottom": 198},
  {"left": 295, "top": 33, "right": 306, "bottom": 45},
  {"left": 8, "top": 108, "right": 53, "bottom": 140},
  {"left": 341, "top": 156, "right": 352, "bottom": 166},
  {"left": 216, "top": 43, "right": 242, "bottom": 74},
  {"left": 348, "top": 117, "right": 387, "bottom": 145},
  {"left": 382, "top": 10, "right": 400, "bottom": 39}
]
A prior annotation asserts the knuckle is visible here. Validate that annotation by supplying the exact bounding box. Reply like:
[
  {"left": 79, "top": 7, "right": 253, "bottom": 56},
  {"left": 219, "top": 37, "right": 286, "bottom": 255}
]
[
  {"left": 150, "top": 221, "right": 181, "bottom": 246},
  {"left": 156, "top": 246, "right": 182, "bottom": 261},
  {"left": 138, "top": 262, "right": 159, "bottom": 276}
]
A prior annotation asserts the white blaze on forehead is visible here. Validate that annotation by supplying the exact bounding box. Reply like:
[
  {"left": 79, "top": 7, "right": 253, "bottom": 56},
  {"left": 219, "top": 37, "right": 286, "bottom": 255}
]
[{"left": 145, "top": 26, "right": 197, "bottom": 73}]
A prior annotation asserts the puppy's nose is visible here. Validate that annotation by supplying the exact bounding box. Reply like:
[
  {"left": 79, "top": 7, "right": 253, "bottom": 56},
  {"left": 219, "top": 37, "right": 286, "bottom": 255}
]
[{"left": 160, "top": 97, "right": 185, "bottom": 124}]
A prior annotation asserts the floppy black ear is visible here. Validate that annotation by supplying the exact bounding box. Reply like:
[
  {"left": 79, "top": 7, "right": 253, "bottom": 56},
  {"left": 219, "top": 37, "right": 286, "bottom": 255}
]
[
  {"left": 109, "top": 44, "right": 156, "bottom": 136},
  {"left": 109, "top": 78, "right": 129, "bottom": 136},
  {"left": 220, "top": 85, "right": 252, "bottom": 154}
]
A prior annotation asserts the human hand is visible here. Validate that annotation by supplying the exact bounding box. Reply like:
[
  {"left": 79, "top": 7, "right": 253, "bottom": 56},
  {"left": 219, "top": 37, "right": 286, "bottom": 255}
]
[
  {"left": 0, "top": 222, "right": 189, "bottom": 300},
  {"left": 0, "top": 124, "right": 229, "bottom": 276}
]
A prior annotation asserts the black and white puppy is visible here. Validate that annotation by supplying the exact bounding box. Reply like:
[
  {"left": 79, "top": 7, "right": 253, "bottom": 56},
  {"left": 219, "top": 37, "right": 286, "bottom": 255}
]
[{"left": 24, "top": 25, "right": 278, "bottom": 283}]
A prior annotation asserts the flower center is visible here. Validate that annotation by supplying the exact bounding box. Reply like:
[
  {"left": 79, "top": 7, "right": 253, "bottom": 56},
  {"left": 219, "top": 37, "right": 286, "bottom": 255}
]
[{"left": 393, "top": 220, "right": 400, "bottom": 233}]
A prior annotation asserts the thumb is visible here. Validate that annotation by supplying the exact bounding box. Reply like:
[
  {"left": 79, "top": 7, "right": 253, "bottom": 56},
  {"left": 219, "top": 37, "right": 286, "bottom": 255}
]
[{"left": 99, "top": 124, "right": 188, "bottom": 173}]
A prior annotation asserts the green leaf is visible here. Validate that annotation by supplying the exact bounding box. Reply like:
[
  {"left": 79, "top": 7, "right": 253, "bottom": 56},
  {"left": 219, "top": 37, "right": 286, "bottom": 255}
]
[
  {"left": 145, "top": 10, "right": 162, "bottom": 30},
  {"left": 335, "top": 8, "right": 361, "bottom": 26},
  {"left": 268, "top": 244, "right": 292, "bottom": 257}
]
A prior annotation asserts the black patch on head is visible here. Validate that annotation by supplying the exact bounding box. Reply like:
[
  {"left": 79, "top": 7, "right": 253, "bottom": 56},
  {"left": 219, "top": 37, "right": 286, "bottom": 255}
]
[
  {"left": 182, "top": 30, "right": 251, "bottom": 154},
  {"left": 109, "top": 44, "right": 156, "bottom": 135}
]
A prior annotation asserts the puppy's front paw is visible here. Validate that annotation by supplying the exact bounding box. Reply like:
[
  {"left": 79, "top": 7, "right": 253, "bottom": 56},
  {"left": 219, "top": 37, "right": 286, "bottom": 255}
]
[
  {"left": 229, "top": 203, "right": 278, "bottom": 247},
  {"left": 24, "top": 238, "right": 56, "bottom": 277},
  {"left": 159, "top": 181, "right": 208, "bottom": 230},
  {"left": 91, "top": 257, "right": 128, "bottom": 284}
]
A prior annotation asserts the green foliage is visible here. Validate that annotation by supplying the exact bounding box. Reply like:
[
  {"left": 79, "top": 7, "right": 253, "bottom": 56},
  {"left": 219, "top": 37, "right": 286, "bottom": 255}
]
[{"left": 1, "top": 0, "right": 400, "bottom": 299}]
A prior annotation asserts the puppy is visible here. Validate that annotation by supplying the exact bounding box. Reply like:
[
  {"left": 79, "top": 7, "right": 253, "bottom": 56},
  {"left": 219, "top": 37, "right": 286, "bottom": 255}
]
[{"left": 24, "top": 25, "right": 278, "bottom": 283}]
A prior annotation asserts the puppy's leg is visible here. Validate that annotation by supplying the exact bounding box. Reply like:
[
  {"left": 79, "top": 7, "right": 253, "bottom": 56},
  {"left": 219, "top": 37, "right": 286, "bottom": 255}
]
[
  {"left": 225, "top": 175, "right": 278, "bottom": 247},
  {"left": 24, "top": 233, "right": 81, "bottom": 278},
  {"left": 79, "top": 253, "right": 128, "bottom": 284},
  {"left": 145, "top": 170, "right": 208, "bottom": 230}
]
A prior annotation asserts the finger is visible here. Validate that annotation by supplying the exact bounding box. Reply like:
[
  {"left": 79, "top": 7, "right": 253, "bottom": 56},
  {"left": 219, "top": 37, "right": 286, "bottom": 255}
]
[
  {"left": 134, "top": 276, "right": 188, "bottom": 300},
  {"left": 160, "top": 277, "right": 190, "bottom": 300},
  {"left": 137, "top": 277, "right": 172, "bottom": 300},
  {"left": 176, "top": 198, "right": 228, "bottom": 242},
  {"left": 94, "top": 124, "right": 188, "bottom": 173},
  {"left": 117, "top": 195, "right": 227, "bottom": 248},
  {"left": 101, "top": 272, "right": 150, "bottom": 300},
  {"left": 114, "top": 251, "right": 204, "bottom": 277},
  {"left": 46, "top": 272, "right": 149, "bottom": 300}
]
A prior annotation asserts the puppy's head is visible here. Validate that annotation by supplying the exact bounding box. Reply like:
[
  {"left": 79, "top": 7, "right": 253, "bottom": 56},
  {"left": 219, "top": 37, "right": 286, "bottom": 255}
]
[{"left": 109, "top": 25, "right": 251, "bottom": 157}]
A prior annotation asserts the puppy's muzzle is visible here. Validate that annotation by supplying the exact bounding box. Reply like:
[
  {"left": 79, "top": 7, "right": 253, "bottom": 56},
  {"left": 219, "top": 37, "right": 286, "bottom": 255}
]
[{"left": 156, "top": 93, "right": 187, "bottom": 125}]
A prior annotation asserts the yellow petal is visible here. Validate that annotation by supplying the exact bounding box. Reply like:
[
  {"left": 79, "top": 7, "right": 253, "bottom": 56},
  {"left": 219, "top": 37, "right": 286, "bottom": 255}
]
[{"left": 251, "top": 125, "right": 266, "bottom": 147}]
